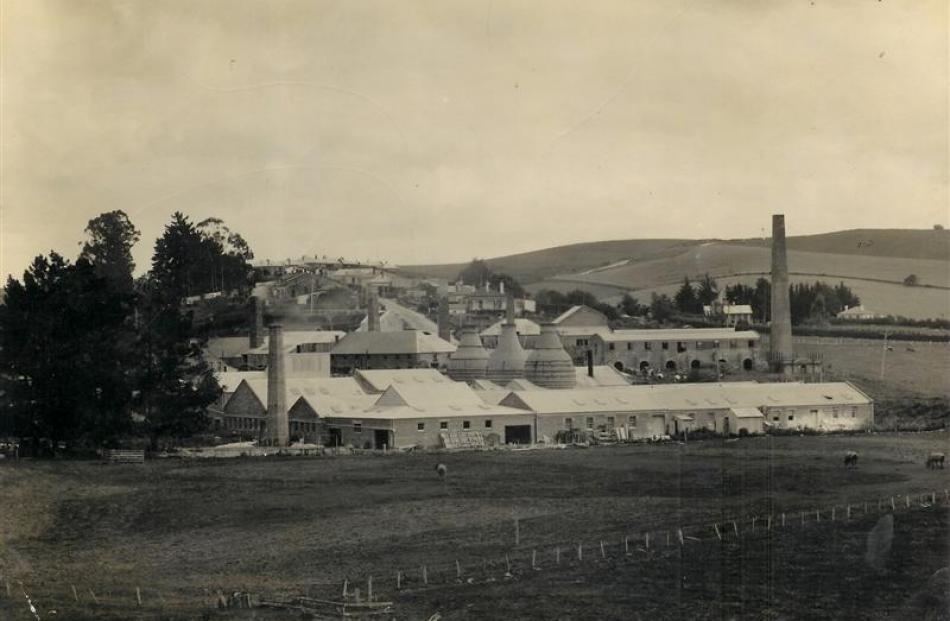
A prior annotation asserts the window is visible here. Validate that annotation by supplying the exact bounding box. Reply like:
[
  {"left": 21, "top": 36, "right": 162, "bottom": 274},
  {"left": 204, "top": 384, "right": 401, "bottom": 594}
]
[
  {"left": 788, "top": 414, "right": 794, "bottom": 421},
  {"left": 627, "top": 343, "right": 632, "bottom": 350},
  {"left": 644, "top": 342, "right": 652, "bottom": 350},
  {"left": 353, "top": 422, "right": 362, "bottom": 433},
  {"left": 772, "top": 416, "right": 779, "bottom": 422},
  {"left": 628, "top": 416, "right": 637, "bottom": 428},
  {"left": 607, "top": 416, "right": 615, "bottom": 427},
  {"left": 417, "top": 422, "right": 425, "bottom": 431},
  {"left": 609, "top": 343, "right": 615, "bottom": 351},
  {"left": 485, "top": 419, "right": 492, "bottom": 428},
  {"left": 696, "top": 341, "right": 704, "bottom": 349},
  {"left": 748, "top": 340, "right": 755, "bottom": 348},
  {"left": 662, "top": 342, "right": 669, "bottom": 350},
  {"left": 440, "top": 421, "right": 448, "bottom": 429},
  {"left": 463, "top": 420, "right": 471, "bottom": 429},
  {"left": 677, "top": 342, "right": 687, "bottom": 353},
  {"left": 851, "top": 407, "right": 857, "bottom": 418},
  {"left": 586, "top": 417, "right": 594, "bottom": 429},
  {"left": 565, "top": 417, "right": 573, "bottom": 428},
  {"left": 831, "top": 408, "right": 838, "bottom": 418},
  {"left": 730, "top": 340, "right": 737, "bottom": 349},
  {"left": 576, "top": 338, "right": 588, "bottom": 347}
]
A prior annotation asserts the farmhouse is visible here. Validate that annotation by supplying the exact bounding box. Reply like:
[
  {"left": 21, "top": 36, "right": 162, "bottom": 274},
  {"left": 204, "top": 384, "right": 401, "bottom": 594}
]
[{"left": 330, "top": 330, "right": 456, "bottom": 374}]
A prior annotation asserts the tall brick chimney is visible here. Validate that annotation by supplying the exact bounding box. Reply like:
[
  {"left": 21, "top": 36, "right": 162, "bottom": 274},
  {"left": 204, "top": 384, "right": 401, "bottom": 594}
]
[
  {"left": 248, "top": 296, "right": 263, "bottom": 349},
  {"left": 367, "top": 292, "right": 380, "bottom": 332},
  {"left": 770, "top": 214, "right": 794, "bottom": 373},
  {"left": 265, "top": 324, "right": 289, "bottom": 446},
  {"left": 437, "top": 296, "right": 451, "bottom": 342}
]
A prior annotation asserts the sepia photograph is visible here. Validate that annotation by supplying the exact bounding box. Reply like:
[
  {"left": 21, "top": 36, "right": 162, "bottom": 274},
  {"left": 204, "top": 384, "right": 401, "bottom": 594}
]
[{"left": 1, "top": 1, "right": 948, "bottom": 619}]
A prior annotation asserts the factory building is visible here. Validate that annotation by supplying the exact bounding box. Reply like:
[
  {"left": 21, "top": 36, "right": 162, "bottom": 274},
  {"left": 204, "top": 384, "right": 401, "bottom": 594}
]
[
  {"left": 322, "top": 381, "right": 535, "bottom": 449},
  {"left": 590, "top": 328, "right": 760, "bottom": 373},
  {"left": 330, "top": 331, "right": 456, "bottom": 374}
]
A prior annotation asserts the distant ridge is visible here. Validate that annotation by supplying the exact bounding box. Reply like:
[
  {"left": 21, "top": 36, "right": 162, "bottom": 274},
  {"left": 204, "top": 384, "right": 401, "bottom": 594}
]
[{"left": 403, "top": 229, "right": 949, "bottom": 284}]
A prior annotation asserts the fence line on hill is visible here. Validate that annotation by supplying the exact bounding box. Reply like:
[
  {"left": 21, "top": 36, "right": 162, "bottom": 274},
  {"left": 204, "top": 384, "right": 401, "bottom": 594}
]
[{"left": 3, "top": 486, "right": 946, "bottom": 616}]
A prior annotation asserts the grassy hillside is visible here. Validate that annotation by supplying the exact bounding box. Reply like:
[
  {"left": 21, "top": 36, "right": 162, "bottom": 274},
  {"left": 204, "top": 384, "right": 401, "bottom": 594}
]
[
  {"left": 400, "top": 239, "right": 699, "bottom": 283},
  {"left": 402, "top": 229, "right": 949, "bottom": 285},
  {"left": 730, "top": 228, "right": 950, "bottom": 262}
]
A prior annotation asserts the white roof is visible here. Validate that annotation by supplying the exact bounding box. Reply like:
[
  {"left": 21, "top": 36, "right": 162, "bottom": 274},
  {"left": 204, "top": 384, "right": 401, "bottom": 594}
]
[
  {"left": 216, "top": 370, "right": 265, "bottom": 393},
  {"left": 574, "top": 366, "right": 631, "bottom": 387},
  {"left": 358, "top": 403, "right": 529, "bottom": 420},
  {"left": 731, "top": 407, "right": 764, "bottom": 419},
  {"left": 597, "top": 328, "right": 760, "bottom": 343},
  {"left": 500, "top": 388, "right": 663, "bottom": 414},
  {"left": 355, "top": 369, "right": 452, "bottom": 392},
  {"left": 374, "top": 382, "right": 487, "bottom": 408},
  {"left": 238, "top": 376, "right": 375, "bottom": 415},
  {"left": 480, "top": 318, "right": 541, "bottom": 337}
]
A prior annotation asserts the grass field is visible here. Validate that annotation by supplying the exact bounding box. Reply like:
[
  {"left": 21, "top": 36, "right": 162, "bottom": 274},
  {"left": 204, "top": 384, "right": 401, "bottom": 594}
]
[{"left": 2, "top": 432, "right": 948, "bottom": 619}]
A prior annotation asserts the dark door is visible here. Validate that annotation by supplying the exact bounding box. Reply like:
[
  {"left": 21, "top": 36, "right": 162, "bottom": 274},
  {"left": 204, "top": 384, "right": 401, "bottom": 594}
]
[
  {"left": 328, "top": 428, "right": 342, "bottom": 447},
  {"left": 374, "top": 429, "right": 390, "bottom": 450},
  {"left": 504, "top": 425, "right": 532, "bottom": 445}
]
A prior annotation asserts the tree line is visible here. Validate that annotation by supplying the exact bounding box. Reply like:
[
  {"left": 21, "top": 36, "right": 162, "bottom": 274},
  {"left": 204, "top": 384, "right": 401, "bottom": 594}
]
[{"left": 0, "top": 211, "right": 254, "bottom": 451}]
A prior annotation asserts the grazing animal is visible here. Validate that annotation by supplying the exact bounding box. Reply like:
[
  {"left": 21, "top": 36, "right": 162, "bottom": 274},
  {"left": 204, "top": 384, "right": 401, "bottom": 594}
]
[
  {"left": 844, "top": 451, "right": 859, "bottom": 468},
  {"left": 435, "top": 463, "right": 448, "bottom": 480},
  {"left": 926, "top": 452, "right": 945, "bottom": 470}
]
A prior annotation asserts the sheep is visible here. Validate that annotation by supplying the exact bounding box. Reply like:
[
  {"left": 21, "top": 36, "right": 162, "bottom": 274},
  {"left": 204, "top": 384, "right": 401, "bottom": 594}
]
[
  {"left": 435, "top": 463, "right": 448, "bottom": 480},
  {"left": 926, "top": 452, "right": 945, "bottom": 470},
  {"left": 843, "top": 450, "right": 859, "bottom": 468}
]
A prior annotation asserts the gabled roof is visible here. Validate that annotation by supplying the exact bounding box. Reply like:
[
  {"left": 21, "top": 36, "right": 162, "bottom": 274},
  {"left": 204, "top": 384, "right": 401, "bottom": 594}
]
[
  {"left": 374, "top": 382, "right": 486, "bottom": 408},
  {"left": 238, "top": 376, "right": 375, "bottom": 415},
  {"left": 358, "top": 403, "right": 528, "bottom": 420},
  {"left": 355, "top": 368, "right": 451, "bottom": 392},
  {"left": 573, "top": 366, "right": 631, "bottom": 387},
  {"left": 331, "top": 331, "right": 456, "bottom": 355},
  {"left": 500, "top": 388, "right": 663, "bottom": 414},
  {"left": 215, "top": 370, "right": 265, "bottom": 393},
  {"left": 551, "top": 305, "right": 608, "bottom": 326},
  {"left": 480, "top": 318, "right": 541, "bottom": 337}
]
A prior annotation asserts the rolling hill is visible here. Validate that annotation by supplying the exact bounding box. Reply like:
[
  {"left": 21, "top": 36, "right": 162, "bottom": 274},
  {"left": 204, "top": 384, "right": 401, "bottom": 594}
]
[{"left": 403, "top": 229, "right": 950, "bottom": 319}]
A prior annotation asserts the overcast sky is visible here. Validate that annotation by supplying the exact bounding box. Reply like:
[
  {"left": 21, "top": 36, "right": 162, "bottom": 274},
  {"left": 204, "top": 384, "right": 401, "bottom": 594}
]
[{"left": 2, "top": 0, "right": 947, "bottom": 279}]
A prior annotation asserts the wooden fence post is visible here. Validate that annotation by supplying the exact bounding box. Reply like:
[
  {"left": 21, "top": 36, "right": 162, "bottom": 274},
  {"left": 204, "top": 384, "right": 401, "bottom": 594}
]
[
  {"left": 577, "top": 544, "right": 583, "bottom": 561},
  {"left": 88, "top": 589, "right": 99, "bottom": 605},
  {"left": 831, "top": 507, "right": 836, "bottom": 521},
  {"left": 890, "top": 496, "right": 896, "bottom": 511},
  {"left": 767, "top": 515, "right": 772, "bottom": 531},
  {"left": 600, "top": 541, "right": 606, "bottom": 559},
  {"left": 342, "top": 579, "right": 348, "bottom": 599},
  {"left": 532, "top": 549, "right": 537, "bottom": 570},
  {"left": 624, "top": 536, "right": 630, "bottom": 554},
  {"left": 71, "top": 585, "right": 79, "bottom": 602},
  {"left": 905, "top": 495, "right": 911, "bottom": 509},
  {"left": 456, "top": 560, "right": 461, "bottom": 580},
  {"left": 367, "top": 576, "right": 373, "bottom": 601},
  {"left": 556, "top": 546, "right": 561, "bottom": 565},
  {"left": 800, "top": 511, "right": 805, "bottom": 527},
  {"left": 666, "top": 531, "right": 670, "bottom": 546},
  {"left": 677, "top": 529, "right": 684, "bottom": 545},
  {"left": 751, "top": 516, "right": 756, "bottom": 533},
  {"left": 815, "top": 509, "right": 820, "bottom": 523},
  {"left": 714, "top": 524, "right": 721, "bottom": 540},
  {"left": 733, "top": 521, "right": 739, "bottom": 537},
  {"left": 781, "top": 513, "right": 786, "bottom": 528},
  {"left": 136, "top": 587, "right": 142, "bottom": 607},
  {"left": 422, "top": 566, "right": 428, "bottom": 585},
  {"left": 396, "top": 571, "right": 402, "bottom": 590},
  {"left": 505, "top": 554, "right": 511, "bottom": 573},
  {"left": 645, "top": 533, "right": 650, "bottom": 549},
  {"left": 514, "top": 517, "right": 520, "bottom": 547}
]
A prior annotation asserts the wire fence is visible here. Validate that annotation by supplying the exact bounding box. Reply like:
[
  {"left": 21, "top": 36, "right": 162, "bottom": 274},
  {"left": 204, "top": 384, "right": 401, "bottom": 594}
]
[{"left": 3, "top": 486, "right": 946, "bottom": 618}]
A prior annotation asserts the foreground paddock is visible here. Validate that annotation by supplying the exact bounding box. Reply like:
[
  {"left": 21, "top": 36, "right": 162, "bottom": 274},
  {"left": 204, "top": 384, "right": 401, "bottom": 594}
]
[{"left": 1, "top": 432, "right": 947, "bottom": 619}]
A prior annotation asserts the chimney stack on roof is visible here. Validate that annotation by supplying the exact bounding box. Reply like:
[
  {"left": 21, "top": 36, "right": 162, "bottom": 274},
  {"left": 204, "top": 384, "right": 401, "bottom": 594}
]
[
  {"left": 265, "top": 324, "right": 289, "bottom": 447},
  {"left": 587, "top": 349, "right": 594, "bottom": 378},
  {"left": 769, "top": 214, "right": 794, "bottom": 373}
]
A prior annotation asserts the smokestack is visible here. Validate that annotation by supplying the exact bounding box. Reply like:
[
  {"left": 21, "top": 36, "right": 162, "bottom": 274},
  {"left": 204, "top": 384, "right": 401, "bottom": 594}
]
[
  {"left": 770, "top": 214, "right": 794, "bottom": 373},
  {"left": 505, "top": 291, "right": 515, "bottom": 326},
  {"left": 266, "top": 324, "right": 289, "bottom": 447},
  {"left": 367, "top": 292, "right": 380, "bottom": 332},
  {"left": 437, "top": 296, "right": 451, "bottom": 342},
  {"left": 248, "top": 296, "right": 263, "bottom": 349},
  {"left": 587, "top": 349, "right": 594, "bottom": 378}
]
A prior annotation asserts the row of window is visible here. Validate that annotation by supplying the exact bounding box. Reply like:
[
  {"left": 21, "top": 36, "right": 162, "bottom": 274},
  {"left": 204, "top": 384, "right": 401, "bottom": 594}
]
[
  {"left": 565, "top": 415, "right": 638, "bottom": 429},
  {"left": 290, "top": 421, "right": 319, "bottom": 433},
  {"left": 418, "top": 420, "right": 494, "bottom": 431}
]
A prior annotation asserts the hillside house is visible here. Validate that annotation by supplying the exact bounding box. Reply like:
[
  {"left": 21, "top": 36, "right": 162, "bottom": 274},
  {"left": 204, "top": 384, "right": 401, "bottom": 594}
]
[{"left": 330, "top": 331, "right": 456, "bottom": 374}]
